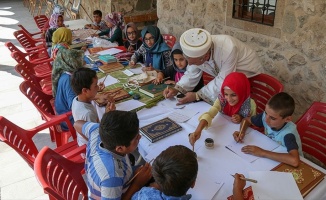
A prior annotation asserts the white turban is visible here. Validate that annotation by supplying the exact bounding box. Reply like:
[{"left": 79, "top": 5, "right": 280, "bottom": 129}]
[{"left": 180, "top": 28, "right": 212, "bottom": 58}]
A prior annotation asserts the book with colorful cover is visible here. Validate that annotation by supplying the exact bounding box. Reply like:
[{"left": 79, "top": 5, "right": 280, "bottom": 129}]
[
  {"left": 94, "top": 87, "right": 130, "bottom": 106},
  {"left": 98, "top": 62, "right": 124, "bottom": 73},
  {"left": 139, "top": 83, "right": 167, "bottom": 98},
  {"left": 272, "top": 160, "right": 325, "bottom": 197},
  {"left": 86, "top": 53, "right": 100, "bottom": 63},
  {"left": 99, "top": 54, "right": 117, "bottom": 63},
  {"left": 139, "top": 117, "right": 182, "bottom": 143}
]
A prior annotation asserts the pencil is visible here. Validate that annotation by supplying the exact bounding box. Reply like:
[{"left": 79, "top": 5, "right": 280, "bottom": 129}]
[
  {"left": 126, "top": 159, "right": 154, "bottom": 185},
  {"left": 231, "top": 174, "right": 258, "bottom": 183},
  {"left": 102, "top": 74, "right": 108, "bottom": 85},
  {"left": 165, "top": 85, "right": 169, "bottom": 99},
  {"left": 236, "top": 120, "right": 245, "bottom": 143}
]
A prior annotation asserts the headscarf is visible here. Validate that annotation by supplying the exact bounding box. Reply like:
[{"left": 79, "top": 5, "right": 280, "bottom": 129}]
[
  {"left": 52, "top": 49, "right": 84, "bottom": 97},
  {"left": 49, "top": 14, "right": 62, "bottom": 29},
  {"left": 219, "top": 72, "right": 251, "bottom": 117},
  {"left": 141, "top": 25, "right": 171, "bottom": 70},
  {"left": 170, "top": 42, "right": 187, "bottom": 73},
  {"left": 124, "top": 22, "right": 139, "bottom": 45},
  {"left": 104, "top": 12, "right": 123, "bottom": 28},
  {"left": 52, "top": 27, "right": 72, "bottom": 46}
]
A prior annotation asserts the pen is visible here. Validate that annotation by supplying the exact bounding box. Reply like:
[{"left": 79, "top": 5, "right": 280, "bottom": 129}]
[
  {"left": 102, "top": 74, "right": 108, "bottom": 85},
  {"left": 237, "top": 120, "right": 245, "bottom": 143},
  {"left": 126, "top": 159, "right": 154, "bottom": 185},
  {"left": 231, "top": 174, "right": 258, "bottom": 183}
]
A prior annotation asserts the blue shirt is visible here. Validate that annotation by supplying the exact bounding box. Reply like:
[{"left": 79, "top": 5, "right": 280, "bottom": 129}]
[
  {"left": 132, "top": 187, "right": 191, "bottom": 200},
  {"left": 54, "top": 73, "right": 75, "bottom": 129},
  {"left": 83, "top": 122, "right": 133, "bottom": 200}
]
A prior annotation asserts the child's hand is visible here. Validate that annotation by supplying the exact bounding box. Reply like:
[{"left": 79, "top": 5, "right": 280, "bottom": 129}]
[
  {"left": 98, "top": 82, "right": 105, "bottom": 92},
  {"left": 233, "top": 131, "right": 245, "bottom": 143},
  {"left": 189, "top": 131, "right": 201, "bottom": 146},
  {"left": 105, "top": 102, "right": 116, "bottom": 112},
  {"left": 153, "top": 77, "right": 163, "bottom": 85},
  {"left": 164, "top": 80, "right": 175, "bottom": 85},
  {"left": 129, "top": 60, "right": 135, "bottom": 66},
  {"left": 241, "top": 145, "right": 265, "bottom": 157},
  {"left": 163, "top": 87, "right": 178, "bottom": 99},
  {"left": 127, "top": 45, "right": 134, "bottom": 52},
  {"left": 133, "top": 163, "right": 152, "bottom": 187},
  {"left": 91, "top": 24, "right": 100, "bottom": 30},
  {"left": 91, "top": 33, "right": 99, "bottom": 37},
  {"left": 233, "top": 173, "right": 246, "bottom": 192},
  {"left": 231, "top": 114, "right": 242, "bottom": 124}
]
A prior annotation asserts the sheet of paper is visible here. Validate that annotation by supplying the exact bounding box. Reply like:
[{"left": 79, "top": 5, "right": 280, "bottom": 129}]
[
  {"left": 159, "top": 98, "right": 185, "bottom": 109},
  {"left": 98, "top": 75, "right": 119, "bottom": 87},
  {"left": 115, "top": 99, "right": 145, "bottom": 111},
  {"left": 168, "top": 109, "right": 199, "bottom": 123},
  {"left": 225, "top": 131, "right": 280, "bottom": 163},
  {"left": 249, "top": 171, "right": 303, "bottom": 200},
  {"left": 97, "top": 48, "right": 123, "bottom": 55},
  {"left": 188, "top": 174, "right": 224, "bottom": 200},
  {"left": 128, "top": 64, "right": 144, "bottom": 74},
  {"left": 122, "top": 69, "right": 134, "bottom": 77}
]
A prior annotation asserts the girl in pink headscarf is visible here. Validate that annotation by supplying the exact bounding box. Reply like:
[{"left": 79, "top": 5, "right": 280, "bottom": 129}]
[
  {"left": 91, "top": 12, "right": 123, "bottom": 45},
  {"left": 45, "top": 14, "right": 65, "bottom": 47}
]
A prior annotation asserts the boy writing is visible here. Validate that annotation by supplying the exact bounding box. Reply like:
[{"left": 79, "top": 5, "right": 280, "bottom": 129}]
[
  {"left": 84, "top": 10, "right": 108, "bottom": 31},
  {"left": 234, "top": 92, "right": 303, "bottom": 167},
  {"left": 71, "top": 68, "right": 115, "bottom": 146},
  {"left": 74, "top": 111, "right": 152, "bottom": 200}
]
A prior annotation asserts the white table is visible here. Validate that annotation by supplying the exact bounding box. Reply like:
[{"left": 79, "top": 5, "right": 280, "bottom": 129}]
[
  {"left": 136, "top": 100, "right": 326, "bottom": 200},
  {"left": 65, "top": 18, "right": 89, "bottom": 30}
]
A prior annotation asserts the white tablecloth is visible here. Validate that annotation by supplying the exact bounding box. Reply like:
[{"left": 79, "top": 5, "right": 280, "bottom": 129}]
[
  {"left": 65, "top": 19, "right": 89, "bottom": 30},
  {"left": 136, "top": 100, "right": 326, "bottom": 200}
]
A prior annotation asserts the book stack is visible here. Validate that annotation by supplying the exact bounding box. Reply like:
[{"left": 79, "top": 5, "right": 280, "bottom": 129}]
[
  {"left": 140, "top": 117, "right": 182, "bottom": 143},
  {"left": 99, "top": 54, "right": 117, "bottom": 64},
  {"left": 86, "top": 53, "right": 100, "bottom": 63},
  {"left": 139, "top": 83, "right": 167, "bottom": 98},
  {"left": 98, "top": 62, "right": 124, "bottom": 73}
]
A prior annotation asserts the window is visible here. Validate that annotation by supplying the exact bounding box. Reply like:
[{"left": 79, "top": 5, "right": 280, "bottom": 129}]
[{"left": 232, "top": 0, "right": 277, "bottom": 26}]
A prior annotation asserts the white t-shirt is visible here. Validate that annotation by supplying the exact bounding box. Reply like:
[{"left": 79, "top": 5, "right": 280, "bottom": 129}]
[{"left": 72, "top": 97, "right": 98, "bottom": 146}]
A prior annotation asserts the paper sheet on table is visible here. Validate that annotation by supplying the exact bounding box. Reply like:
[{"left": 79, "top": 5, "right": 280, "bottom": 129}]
[
  {"left": 128, "top": 63, "right": 144, "bottom": 74},
  {"left": 97, "top": 48, "right": 123, "bottom": 55},
  {"left": 225, "top": 131, "right": 280, "bottom": 163},
  {"left": 249, "top": 171, "right": 303, "bottom": 200},
  {"left": 116, "top": 100, "right": 145, "bottom": 111},
  {"left": 122, "top": 69, "right": 134, "bottom": 77},
  {"left": 168, "top": 109, "right": 199, "bottom": 123},
  {"left": 160, "top": 98, "right": 185, "bottom": 109},
  {"left": 97, "top": 75, "right": 119, "bottom": 87},
  {"left": 188, "top": 174, "right": 224, "bottom": 200},
  {"left": 85, "top": 36, "right": 93, "bottom": 40}
]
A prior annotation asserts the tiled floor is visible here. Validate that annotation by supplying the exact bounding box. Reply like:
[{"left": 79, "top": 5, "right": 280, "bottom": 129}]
[{"left": 0, "top": 1, "right": 54, "bottom": 199}]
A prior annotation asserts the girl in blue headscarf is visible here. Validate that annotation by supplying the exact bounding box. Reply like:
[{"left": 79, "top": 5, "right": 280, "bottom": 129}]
[{"left": 129, "top": 25, "right": 172, "bottom": 71}]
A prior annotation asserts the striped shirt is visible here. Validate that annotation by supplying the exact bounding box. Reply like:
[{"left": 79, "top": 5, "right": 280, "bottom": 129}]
[{"left": 83, "top": 122, "right": 133, "bottom": 200}]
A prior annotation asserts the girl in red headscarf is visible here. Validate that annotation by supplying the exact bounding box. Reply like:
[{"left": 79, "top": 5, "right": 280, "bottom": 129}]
[{"left": 189, "top": 72, "right": 257, "bottom": 145}]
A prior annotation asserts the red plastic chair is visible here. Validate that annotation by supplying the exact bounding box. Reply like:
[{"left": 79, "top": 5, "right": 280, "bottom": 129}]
[
  {"left": 5, "top": 42, "right": 49, "bottom": 63},
  {"left": 34, "top": 146, "right": 87, "bottom": 200},
  {"left": 11, "top": 51, "right": 52, "bottom": 77},
  {"left": 20, "top": 81, "right": 76, "bottom": 146},
  {"left": 296, "top": 102, "right": 326, "bottom": 166},
  {"left": 13, "top": 30, "right": 46, "bottom": 51},
  {"left": 18, "top": 24, "right": 44, "bottom": 40},
  {"left": 15, "top": 64, "right": 52, "bottom": 96},
  {"left": 249, "top": 73, "right": 284, "bottom": 114},
  {"left": 0, "top": 114, "right": 85, "bottom": 169},
  {"left": 34, "top": 15, "right": 49, "bottom": 32},
  {"left": 162, "top": 34, "right": 176, "bottom": 48}
]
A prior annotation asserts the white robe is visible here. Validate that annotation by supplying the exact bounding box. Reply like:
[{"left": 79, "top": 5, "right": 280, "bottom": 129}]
[{"left": 175, "top": 35, "right": 262, "bottom": 105}]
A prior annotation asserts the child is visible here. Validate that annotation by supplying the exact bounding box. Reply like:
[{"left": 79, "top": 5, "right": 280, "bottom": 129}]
[
  {"left": 153, "top": 42, "right": 204, "bottom": 92},
  {"left": 234, "top": 92, "right": 303, "bottom": 167},
  {"left": 42, "top": 4, "right": 65, "bottom": 37},
  {"left": 45, "top": 14, "right": 65, "bottom": 47},
  {"left": 51, "top": 27, "right": 72, "bottom": 58},
  {"left": 132, "top": 145, "right": 197, "bottom": 199},
  {"left": 74, "top": 111, "right": 153, "bottom": 199},
  {"left": 91, "top": 12, "right": 123, "bottom": 45},
  {"left": 71, "top": 68, "right": 115, "bottom": 146},
  {"left": 124, "top": 22, "right": 142, "bottom": 52},
  {"left": 84, "top": 10, "right": 108, "bottom": 30},
  {"left": 129, "top": 25, "right": 172, "bottom": 71},
  {"left": 189, "top": 72, "right": 256, "bottom": 146}
]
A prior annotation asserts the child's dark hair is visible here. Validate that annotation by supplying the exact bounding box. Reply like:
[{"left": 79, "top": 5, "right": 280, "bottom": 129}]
[
  {"left": 71, "top": 68, "right": 97, "bottom": 95},
  {"left": 93, "top": 10, "right": 102, "bottom": 17},
  {"left": 267, "top": 92, "right": 295, "bottom": 118},
  {"left": 152, "top": 145, "right": 198, "bottom": 197},
  {"left": 172, "top": 49, "right": 183, "bottom": 55},
  {"left": 99, "top": 111, "right": 139, "bottom": 151}
]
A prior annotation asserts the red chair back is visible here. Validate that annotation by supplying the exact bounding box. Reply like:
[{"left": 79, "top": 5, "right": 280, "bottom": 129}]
[
  {"left": 296, "top": 102, "right": 326, "bottom": 166},
  {"left": 5, "top": 42, "right": 49, "bottom": 62},
  {"left": 0, "top": 116, "right": 39, "bottom": 168},
  {"left": 18, "top": 24, "right": 43, "bottom": 38},
  {"left": 34, "top": 15, "right": 49, "bottom": 31},
  {"left": 249, "top": 73, "right": 284, "bottom": 114},
  {"left": 34, "top": 147, "right": 87, "bottom": 200},
  {"left": 162, "top": 34, "right": 176, "bottom": 48},
  {"left": 13, "top": 30, "right": 45, "bottom": 50}
]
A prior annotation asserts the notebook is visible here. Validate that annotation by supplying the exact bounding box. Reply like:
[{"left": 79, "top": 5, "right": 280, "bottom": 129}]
[
  {"left": 98, "top": 62, "right": 124, "bottom": 73},
  {"left": 98, "top": 54, "right": 117, "bottom": 63},
  {"left": 139, "top": 117, "right": 182, "bottom": 143},
  {"left": 94, "top": 87, "right": 130, "bottom": 106},
  {"left": 139, "top": 83, "right": 167, "bottom": 98},
  {"left": 272, "top": 160, "right": 325, "bottom": 197}
]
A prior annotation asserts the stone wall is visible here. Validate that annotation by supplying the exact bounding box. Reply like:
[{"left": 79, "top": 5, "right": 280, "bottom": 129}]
[{"left": 157, "top": 0, "right": 326, "bottom": 120}]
